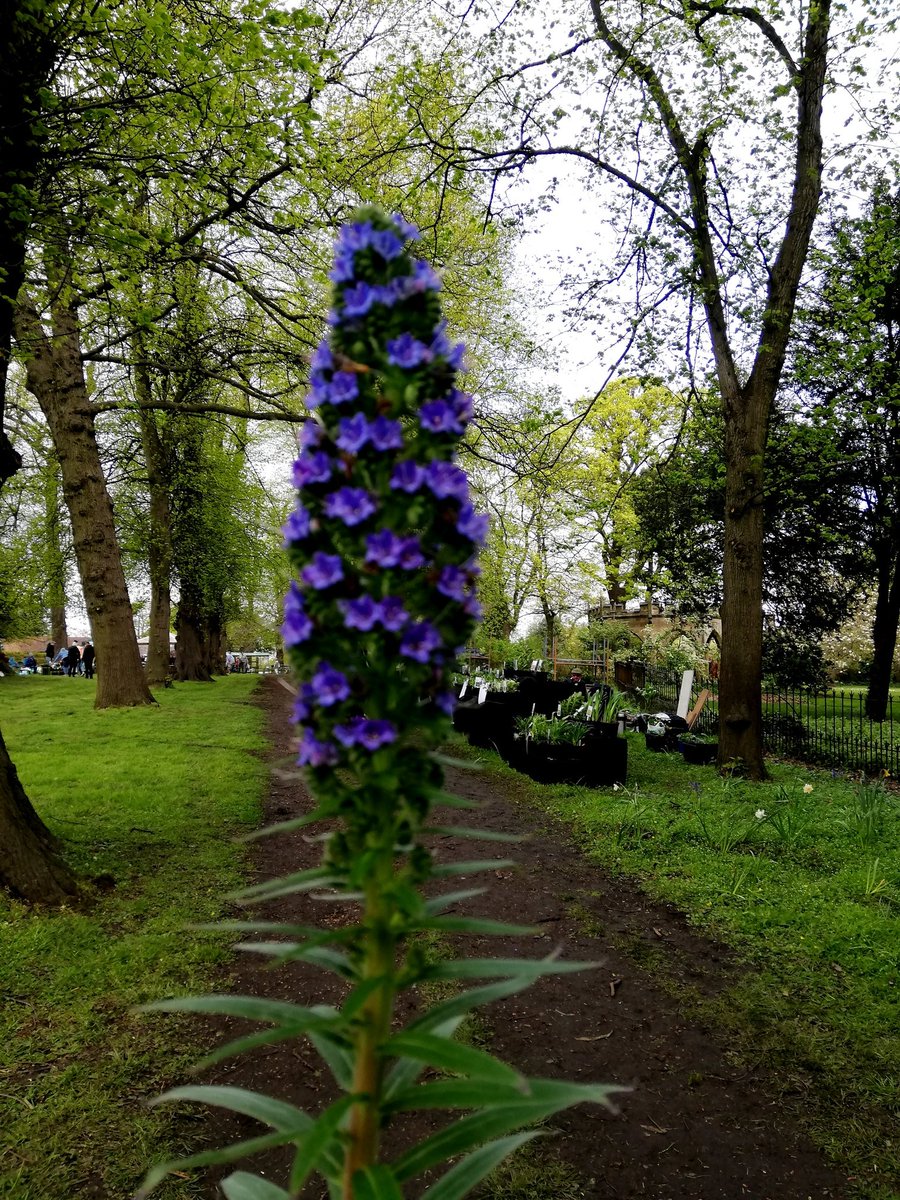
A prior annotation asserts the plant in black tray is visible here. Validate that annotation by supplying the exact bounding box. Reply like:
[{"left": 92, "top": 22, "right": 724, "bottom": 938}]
[
  {"left": 137, "top": 208, "right": 622, "bottom": 1200},
  {"left": 678, "top": 731, "right": 720, "bottom": 765}
]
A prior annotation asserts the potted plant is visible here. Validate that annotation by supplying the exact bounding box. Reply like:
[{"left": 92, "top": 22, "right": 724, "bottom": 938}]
[{"left": 677, "top": 730, "right": 719, "bottom": 765}]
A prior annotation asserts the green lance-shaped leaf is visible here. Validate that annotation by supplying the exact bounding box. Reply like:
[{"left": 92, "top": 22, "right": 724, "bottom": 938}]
[
  {"left": 391, "top": 1079, "right": 626, "bottom": 1180},
  {"left": 424, "top": 888, "right": 487, "bottom": 914},
  {"left": 238, "top": 806, "right": 336, "bottom": 842},
  {"left": 151, "top": 1084, "right": 313, "bottom": 1131},
  {"left": 351, "top": 1165, "right": 405, "bottom": 1200},
  {"left": 407, "top": 977, "right": 535, "bottom": 1036},
  {"left": 381, "top": 1031, "right": 527, "bottom": 1089},
  {"left": 288, "top": 1094, "right": 355, "bottom": 1191},
  {"left": 417, "top": 915, "right": 539, "bottom": 937},
  {"left": 421, "top": 1131, "right": 542, "bottom": 1200},
  {"left": 229, "top": 866, "right": 340, "bottom": 903},
  {"left": 140, "top": 994, "right": 340, "bottom": 1027},
  {"left": 235, "top": 943, "right": 355, "bottom": 979},
  {"left": 220, "top": 1172, "right": 293, "bottom": 1200},
  {"left": 138, "top": 1120, "right": 323, "bottom": 1198},
  {"left": 383, "top": 1016, "right": 465, "bottom": 1099},
  {"left": 418, "top": 955, "right": 600, "bottom": 983},
  {"left": 431, "top": 859, "right": 515, "bottom": 878},
  {"left": 425, "top": 824, "right": 526, "bottom": 842},
  {"left": 307, "top": 1026, "right": 355, "bottom": 1090}
]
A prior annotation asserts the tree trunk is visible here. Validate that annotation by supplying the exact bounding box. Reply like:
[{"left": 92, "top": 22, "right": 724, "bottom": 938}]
[
  {"left": 175, "top": 580, "right": 214, "bottom": 682},
  {"left": 866, "top": 548, "right": 900, "bottom": 722},
  {"left": 717, "top": 388, "right": 768, "bottom": 778},
  {"left": 44, "top": 457, "right": 69, "bottom": 651},
  {"left": 13, "top": 287, "right": 154, "bottom": 709},
  {"left": 135, "top": 386, "right": 173, "bottom": 685},
  {"left": 0, "top": 728, "right": 78, "bottom": 903},
  {"left": 208, "top": 612, "right": 226, "bottom": 675}
]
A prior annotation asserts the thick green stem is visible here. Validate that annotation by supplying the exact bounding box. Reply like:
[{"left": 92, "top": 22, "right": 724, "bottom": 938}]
[{"left": 342, "top": 855, "right": 397, "bottom": 1196}]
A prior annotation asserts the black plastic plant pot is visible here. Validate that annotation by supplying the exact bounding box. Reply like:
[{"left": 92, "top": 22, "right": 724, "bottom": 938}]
[
  {"left": 678, "top": 738, "right": 718, "bottom": 765},
  {"left": 645, "top": 731, "right": 679, "bottom": 752},
  {"left": 518, "top": 738, "right": 627, "bottom": 787},
  {"left": 584, "top": 721, "right": 620, "bottom": 742}
]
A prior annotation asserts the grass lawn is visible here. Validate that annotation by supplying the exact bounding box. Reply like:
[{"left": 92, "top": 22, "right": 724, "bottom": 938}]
[
  {"left": 455, "top": 733, "right": 900, "bottom": 1200},
  {"left": 0, "top": 674, "right": 266, "bottom": 1200}
]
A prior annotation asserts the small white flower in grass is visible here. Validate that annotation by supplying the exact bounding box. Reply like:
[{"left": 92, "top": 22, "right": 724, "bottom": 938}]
[
  {"left": 803, "top": 783, "right": 814, "bottom": 794},
  {"left": 755, "top": 809, "right": 766, "bottom": 820}
]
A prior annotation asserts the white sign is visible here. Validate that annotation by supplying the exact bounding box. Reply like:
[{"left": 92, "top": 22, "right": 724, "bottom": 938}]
[
  {"left": 676, "top": 669, "right": 695, "bottom": 719},
  {"left": 478, "top": 684, "right": 488, "bottom": 704},
  {"left": 459, "top": 680, "right": 468, "bottom": 698}
]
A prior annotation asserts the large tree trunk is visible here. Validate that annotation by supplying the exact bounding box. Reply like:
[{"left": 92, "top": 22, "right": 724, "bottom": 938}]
[
  {"left": 135, "top": 383, "right": 173, "bottom": 685},
  {"left": 717, "top": 390, "right": 768, "bottom": 777},
  {"left": 14, "top": 286, "right": 154, "bottom": 709},
  {"left": 44, "top": 457, "right": 69, "bottom": 651},
  {"left": 0, "top": 728, "right": 78, "bottom": 903},
  {"left": 175, "top": 580, "right": 214, "bottom": 682},
  {"left": 866, "top": 548, "right": 900, "bottom": 722}
]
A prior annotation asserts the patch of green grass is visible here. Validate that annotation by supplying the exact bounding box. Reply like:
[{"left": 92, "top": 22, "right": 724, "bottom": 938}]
[
  {"left": 450, "top": 734, "right": 900, "bottom": 1199},
  {"left": 0, "top": 674, "right": 266, "bottom": 1199},
  {"left": 477, "top": 1140, "right": 585, "bottom": 1199}
]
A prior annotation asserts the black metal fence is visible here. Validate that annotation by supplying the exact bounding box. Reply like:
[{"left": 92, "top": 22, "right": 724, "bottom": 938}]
[
  {"left": 762, "top": 687, "right": 898, "bottom": 776},
  {"left": 614, "top": 660, "right": 899, "bottom": 775}
]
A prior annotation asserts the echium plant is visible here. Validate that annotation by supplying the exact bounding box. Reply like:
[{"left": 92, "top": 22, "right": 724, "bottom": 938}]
[{"left": 140, "top": 208, "right": 621, "bottom": 1200}]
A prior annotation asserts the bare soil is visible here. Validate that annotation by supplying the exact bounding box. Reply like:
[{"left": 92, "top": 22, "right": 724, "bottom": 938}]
[{"left": 193, "top": 677, "right": 851, "bottom": 1199}]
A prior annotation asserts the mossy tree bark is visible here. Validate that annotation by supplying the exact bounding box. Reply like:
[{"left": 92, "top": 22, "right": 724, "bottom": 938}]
[{"left": 14, "top": 275, "right": 154, "bottom": 709}]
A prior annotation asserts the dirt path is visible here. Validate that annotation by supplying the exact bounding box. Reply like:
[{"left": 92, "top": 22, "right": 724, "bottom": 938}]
[{"left": 195, "top": 677, "right": 850, "bottom": 1199}]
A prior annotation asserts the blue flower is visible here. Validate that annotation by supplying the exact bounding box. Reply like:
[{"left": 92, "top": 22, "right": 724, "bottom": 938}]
[
  {"left": 329, "top": 251, "right": 356, "bottom": 283},
  {"left": 371, "top": 229, "right": 404, "bottom": 260},
  {"left": 309, "top": 661, "right": 352, "bottom": 706},
  {"left": 387, "top": 333, "right": 431, "bottom": 368},
  {"left": 436, "top": 565, "right": 468, "bottom": 601},
  {"left": 343, "top": 282, "right": 378, "bottom": 317},
  {"left": 457, "top": 503, "right": 490, "bottom": 545},
  {"left": 292, "top": 693, "right": 310, "bottom": 722},
  {"left": 392, "top": 215, "right": 419, "bottom": 241},
  {"left": 463, "top": 595, "right": 483, "bottom": 620},
  {"left": 311, "top": 342, "right": 333, "bottom": 372},
  {"left": 399, "top": 621, "right": 443, "bottom": 664},
  {"left": 324, "top": 487, "right": 377, "bottom": 526},
  {"left": 398, "top": 536, "right": 425, "bottom": 569},
  {"left": 369, "top": 416, "right": 404, "bottom": 451},
  {"left": 282, "top": 506, "right": 311, "bottom": 547},
  {"left": 339, "top": 220, "right": 375, "bottom": 252},
  {"left": 297, "top": 727, "right": 338, "bottom": 767},
  {"left": 301, "top": 552, "right": 344, "bottom": 590},
  {"left": 365, "top": 529, "right": 404, "bottom": 568},
  {"left": 356, "top": 719, "right": 397, "bottom": 750},
  {"left": 293, "top": 451, "right": 333, "bottom": 488},
  {"left": 305, "top": 376, "right": 331, "bottom": 410},
  {"left": 378, "top": 597, "right": 409, "bottom": 631},
  {"left": 451, "top": 389, "right": 474, "bottom": 424},
  {"left": 299, "top": 420, "right": 324, "bottom": 450},
  {"left": 340, "top": 596, "right": 381, "bottom": 631},
  {"left": 336, "top": 413, "right": 370, "bottom": 454},
  {"left": 435, "top": 691, "right": 457, "bottom": 716},
  {"left": 330, "top": 371, "right": 360, "bottom": 406},
  {"left": 390, "top": 461, "right": 426, "bottom": 493},
  {"left": 426, "top": 461, "right": 469, "bottom": 502},
  {"left": 420, "top": 399, "right": 462, "bottom": 435},
  {"left": 410, "top": 260, "right": 441, "bottom": 292},
  {"left": 281, "top": 582, "right": 314, "bottom": 645}
]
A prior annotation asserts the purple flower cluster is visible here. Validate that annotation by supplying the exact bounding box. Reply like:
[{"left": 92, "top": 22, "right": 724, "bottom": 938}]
[{"left": 282, "top": 209, "right": 489, "bottom": 776}]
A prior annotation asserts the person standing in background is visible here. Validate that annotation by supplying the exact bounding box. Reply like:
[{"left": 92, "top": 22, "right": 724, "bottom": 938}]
[
  {"left": 66, "top": 643, "right": 81, "bottom": 677},
  {"left": 82, "top": 641, "right": 95, "bottom": 680}
]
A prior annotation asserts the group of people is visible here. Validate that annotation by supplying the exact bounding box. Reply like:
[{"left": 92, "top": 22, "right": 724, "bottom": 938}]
[{"left": 46, "top": 640, "right": 96, "bottom": 678}]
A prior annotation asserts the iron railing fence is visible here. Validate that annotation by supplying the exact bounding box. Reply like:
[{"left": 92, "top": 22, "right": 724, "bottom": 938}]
[
  {"left": 614, "top": 662, "right": 897, "bottom": 775},
  {"left": 761, "top": 687, "right": 898, "bottom": 777}
]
